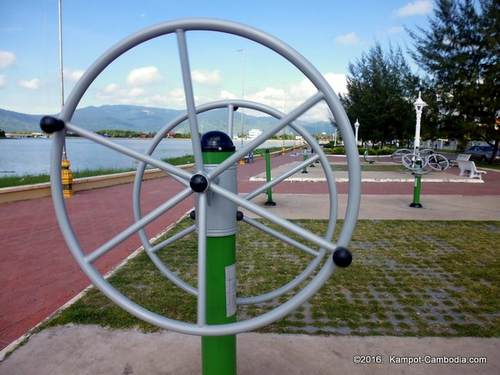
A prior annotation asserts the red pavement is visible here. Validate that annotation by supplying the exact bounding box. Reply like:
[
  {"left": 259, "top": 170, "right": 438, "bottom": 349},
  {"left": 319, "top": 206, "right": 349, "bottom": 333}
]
[{"left": 1, "top": 152, "right": 499, "bottom": 350}]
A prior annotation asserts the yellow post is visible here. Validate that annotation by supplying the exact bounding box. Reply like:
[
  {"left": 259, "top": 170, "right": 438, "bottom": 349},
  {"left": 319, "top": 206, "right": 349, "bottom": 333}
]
[{"left": 61, "top": 158, "right": 73, "bottom": 198}]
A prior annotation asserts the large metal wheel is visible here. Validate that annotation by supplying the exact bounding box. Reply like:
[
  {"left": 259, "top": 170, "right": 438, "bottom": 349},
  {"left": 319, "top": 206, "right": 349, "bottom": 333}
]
[
  {"left": 391, "top": 148, "right": 412, "bottom": 161},
  {"left": 44, "top": 18, "right": 361, "bottom": 336},
  {"left": 132, "top": 99, "right": 338, "bottom": 305},
  {"left": 426, "top": 153, "right": 450, "bottom": 171},
  {"left": 402, "top": 152, "right": 428, "bottom": 172}
]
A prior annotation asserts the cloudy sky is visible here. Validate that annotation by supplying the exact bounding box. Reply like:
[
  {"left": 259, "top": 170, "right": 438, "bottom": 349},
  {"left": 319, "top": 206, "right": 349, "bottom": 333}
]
[{"left": 0, "top": 0, "right": 434, "bottom": 120}]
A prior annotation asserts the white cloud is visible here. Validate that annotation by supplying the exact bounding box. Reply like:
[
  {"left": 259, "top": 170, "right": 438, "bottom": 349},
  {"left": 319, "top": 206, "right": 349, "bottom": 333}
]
[
  {"left": 18, "top": 78, "right": 40, "bottom": 90},
  {"left": 64, "top": 68, "right": 84, "bottom": 82},
  {"left": 335, "top": 32, "right": 360, "bottom": 45},
  {"left": 0, "top": 74, "right": 6, "bottom": 88},
  {"left": 247, "top": 87, "right": 287, "bottom": 110},
  {"left": 126, "top": 66, "right": 161, "bottom": 86},
  {"left": 0, "top": 51, "right": 15, "bottom": 69},
  {"left": 165, "top": 88, "right": 189, "bottom": 107},
  {"left": 220, "top": 90, "right": 237, "bottom": 100},
  {"left": 324, "top": 73, "right": 348, "bottom": 96},
  {"left": 103, "top": 83, "right": 120, "bottom": 93},
  {"left": 192, "top": 69, "right": 221, "bottom": 85},
  {"left": 128, "top": 87, "right": 145, "bottom": 97},
  {"left": 96, "top": 84, "right": 193, "bottom": 108},
  {"left": 242, "top": 73, "right": 347, "bottom": 121},
  {"left": 395, "top": 0, "right": 432, "bottom": 17}
]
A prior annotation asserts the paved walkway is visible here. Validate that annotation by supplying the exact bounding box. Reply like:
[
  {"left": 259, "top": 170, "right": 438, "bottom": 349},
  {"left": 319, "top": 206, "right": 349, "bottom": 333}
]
[
  {"left": 0, "top": 151, "right": 499, "bottom": 351},
  {"left": 245, "top": 194, "right": 500, "bottom": 220},
  {"left": 251, "top": 161, "right": 485, "bottom": 183},
  {"left": 0, "top": 152, "right": 295, "bottom": 350},
  {"left": 1, "top": 325, "right": 498, "bottom": 375}
]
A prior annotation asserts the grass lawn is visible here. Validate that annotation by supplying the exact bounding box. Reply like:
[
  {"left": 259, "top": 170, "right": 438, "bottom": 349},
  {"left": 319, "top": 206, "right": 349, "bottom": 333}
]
[
  {"left": 476, "top": 161, "right": 500, "bottom": 170},
  {"left": 43, "top": 219, "right": 500, "bottom": 337}
]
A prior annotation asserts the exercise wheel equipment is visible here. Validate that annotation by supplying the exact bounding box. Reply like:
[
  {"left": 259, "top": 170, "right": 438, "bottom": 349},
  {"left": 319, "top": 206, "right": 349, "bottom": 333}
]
[
  {"left": 132, "top": 98, "right": 340, "bottom": 305},
  {"left": 40, "top": 18, "right": 361, "bottom": 372}
]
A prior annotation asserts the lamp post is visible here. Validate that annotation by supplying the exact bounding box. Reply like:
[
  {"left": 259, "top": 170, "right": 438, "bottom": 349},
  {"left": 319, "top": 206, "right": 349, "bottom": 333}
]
[
  {"left": 413, "top": 92, "right": 427, "bottom": 153},
  {"left": 236, "top": 48, "right": 245, "bottom": 146},
  {"left": 410, "top": 92, "right": 427, "bottom": 208},
  {"left": 354, "top": 119, "right": 360, "bottom": 146}
]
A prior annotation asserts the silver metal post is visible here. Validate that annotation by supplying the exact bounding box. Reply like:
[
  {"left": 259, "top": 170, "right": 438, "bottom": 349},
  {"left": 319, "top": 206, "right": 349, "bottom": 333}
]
[
  {"left": 57, "top": 0, "right": 67, "bottom": 158},
  {"left": 176, "top": 29, "right": 204, "bottom": 172},
  {"left": 227, "top": 104, "right": 234, "bottom": 139}
]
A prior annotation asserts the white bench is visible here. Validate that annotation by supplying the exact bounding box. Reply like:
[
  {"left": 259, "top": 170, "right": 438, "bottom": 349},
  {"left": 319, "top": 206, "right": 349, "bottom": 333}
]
[
  {"left": 451, "top": 153, "right": 470, "bottom": 168},
  {"left": 457, "top": 160, "right": 487, "bottom": 179}
]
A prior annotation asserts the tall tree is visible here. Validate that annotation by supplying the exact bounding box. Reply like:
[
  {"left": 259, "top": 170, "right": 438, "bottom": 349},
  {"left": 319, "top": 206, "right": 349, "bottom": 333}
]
[
  {"left": 341, "top": 44, "right": 421, "bottom": 146},
  {"left": 409, "top": 0, "right": 499, "bottom": 162}
]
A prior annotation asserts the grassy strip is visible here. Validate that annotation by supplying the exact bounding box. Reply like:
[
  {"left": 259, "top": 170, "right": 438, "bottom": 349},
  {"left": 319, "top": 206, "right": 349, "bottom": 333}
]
[
  {"left": 324, "top": 146, "right": 398, "bottom": 155},
  {"left": 253, "top": 147, "right": 282, "bottom": 155},
  {"left": 0, "top": 169, "right": 133, "bottom": 188},
  {"left": 476, "top": 161, "right": 500, "bottom": 170},
  {"left": 42, "top": 219, "right": 500, "bottom": 337},
  {"left": 160, "top": 154, "right": 194, "bottom": 165}
]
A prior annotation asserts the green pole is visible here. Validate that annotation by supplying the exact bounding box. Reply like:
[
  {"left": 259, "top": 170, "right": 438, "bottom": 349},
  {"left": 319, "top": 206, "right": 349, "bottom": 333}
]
[
  {"left": 409, "top": 174, "right": 423, "bottom": 208},
  {"left": 301, "top": 149, "right": 309, "bottom": 174},
  {"left": 264, "top": 149, "right": 276, "bottom": 206},
  {"left": 201, "top": 139, "right": 237, "bottom": 375},
  {"left": 309, "top": 148, "right": 316, "bottom": 167}
]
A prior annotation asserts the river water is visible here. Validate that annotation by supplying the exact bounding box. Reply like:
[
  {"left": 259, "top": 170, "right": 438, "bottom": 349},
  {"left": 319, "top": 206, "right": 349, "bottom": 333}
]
[{"left": 0, "top": 137, "right": 299, "bottom": 176}]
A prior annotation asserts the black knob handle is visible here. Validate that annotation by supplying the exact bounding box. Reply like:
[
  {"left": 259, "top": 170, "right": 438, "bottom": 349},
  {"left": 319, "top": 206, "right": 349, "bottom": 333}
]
[
  {"left": 40, "top": 116, "right": 65, "bottom": 134},
  {"left": 236, "top": 211, "right": 244, "bottom": 221},
  {"left": 332, "top": 247, "right": 352, "bottom": 268},
  {"left": 189, "top": 174, "right": 209, "bottom": 193}
]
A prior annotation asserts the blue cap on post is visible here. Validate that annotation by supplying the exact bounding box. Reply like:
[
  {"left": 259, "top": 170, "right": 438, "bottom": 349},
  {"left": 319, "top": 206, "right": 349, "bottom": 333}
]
[
  {"left": 40, "top": 116, "right": 65, "bottom": 134},
  {"left": 201, "top": 131, "right": 235, "bottom": 152}
]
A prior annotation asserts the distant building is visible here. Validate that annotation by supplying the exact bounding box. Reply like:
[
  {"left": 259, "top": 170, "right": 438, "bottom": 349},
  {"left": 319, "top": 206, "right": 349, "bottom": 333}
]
[
  {"left": 421, "top": 138, "right": 458, "bottom": 150},
  {"left": 248, "top": 128, "right": 262, "bottom": 140}
]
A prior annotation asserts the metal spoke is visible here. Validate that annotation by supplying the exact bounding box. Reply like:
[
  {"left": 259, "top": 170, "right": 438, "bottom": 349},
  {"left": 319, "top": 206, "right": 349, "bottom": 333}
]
[
  {"left": 227, "top": 104, "right": 235, "bottom": 138},
  {"left": 208, "top": 92, "right": 324, "bottom": 180},
  {"left": 196, "top": 193, "right": 207, "bottom": 326},
  {"left": 242, "top": 216, "right": 319, "bottom": 257},
  {"left": 150, "top": 224, "right": 196, "bottom": 253},
  {"left": 176, "top": 29, "right": 203, "bottom": 171},
  {"left": 85, "top": 187, "right": 192, "bottom": 263},
  {"left": 210, "top": 183, "right": 336, "bottom": 252},
  {"left": 245, "top": 154, "right": 320, "bottom": 200},
  {"left": 65, "top": 122, "right": 192, "bottom": 183},
  {"left": 135, "top": 113, "right": 195, "bottom": 190}
]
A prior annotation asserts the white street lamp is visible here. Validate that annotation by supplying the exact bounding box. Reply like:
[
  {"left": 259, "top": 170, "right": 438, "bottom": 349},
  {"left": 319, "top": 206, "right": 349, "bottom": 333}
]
[
  {"left": 413, "top": 91, "right": 427, "bottom": 152},
  {"left": 354, "top": 118, "right": 360, "bottom": 145}
]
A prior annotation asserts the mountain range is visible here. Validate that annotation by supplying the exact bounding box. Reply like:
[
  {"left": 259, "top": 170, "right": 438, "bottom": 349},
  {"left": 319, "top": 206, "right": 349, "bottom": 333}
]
[{"left": 0, "top": 105, "right": 335, "bottom": 135}]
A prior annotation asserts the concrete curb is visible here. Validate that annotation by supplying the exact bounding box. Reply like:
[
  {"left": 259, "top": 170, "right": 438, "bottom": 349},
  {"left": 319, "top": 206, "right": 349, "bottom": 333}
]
[
  {"left": 249, "top": 176, "right": 484, "bottom": 183},
  {"left": 0, "top": 165, "right": 194, "bottom": 204}
]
